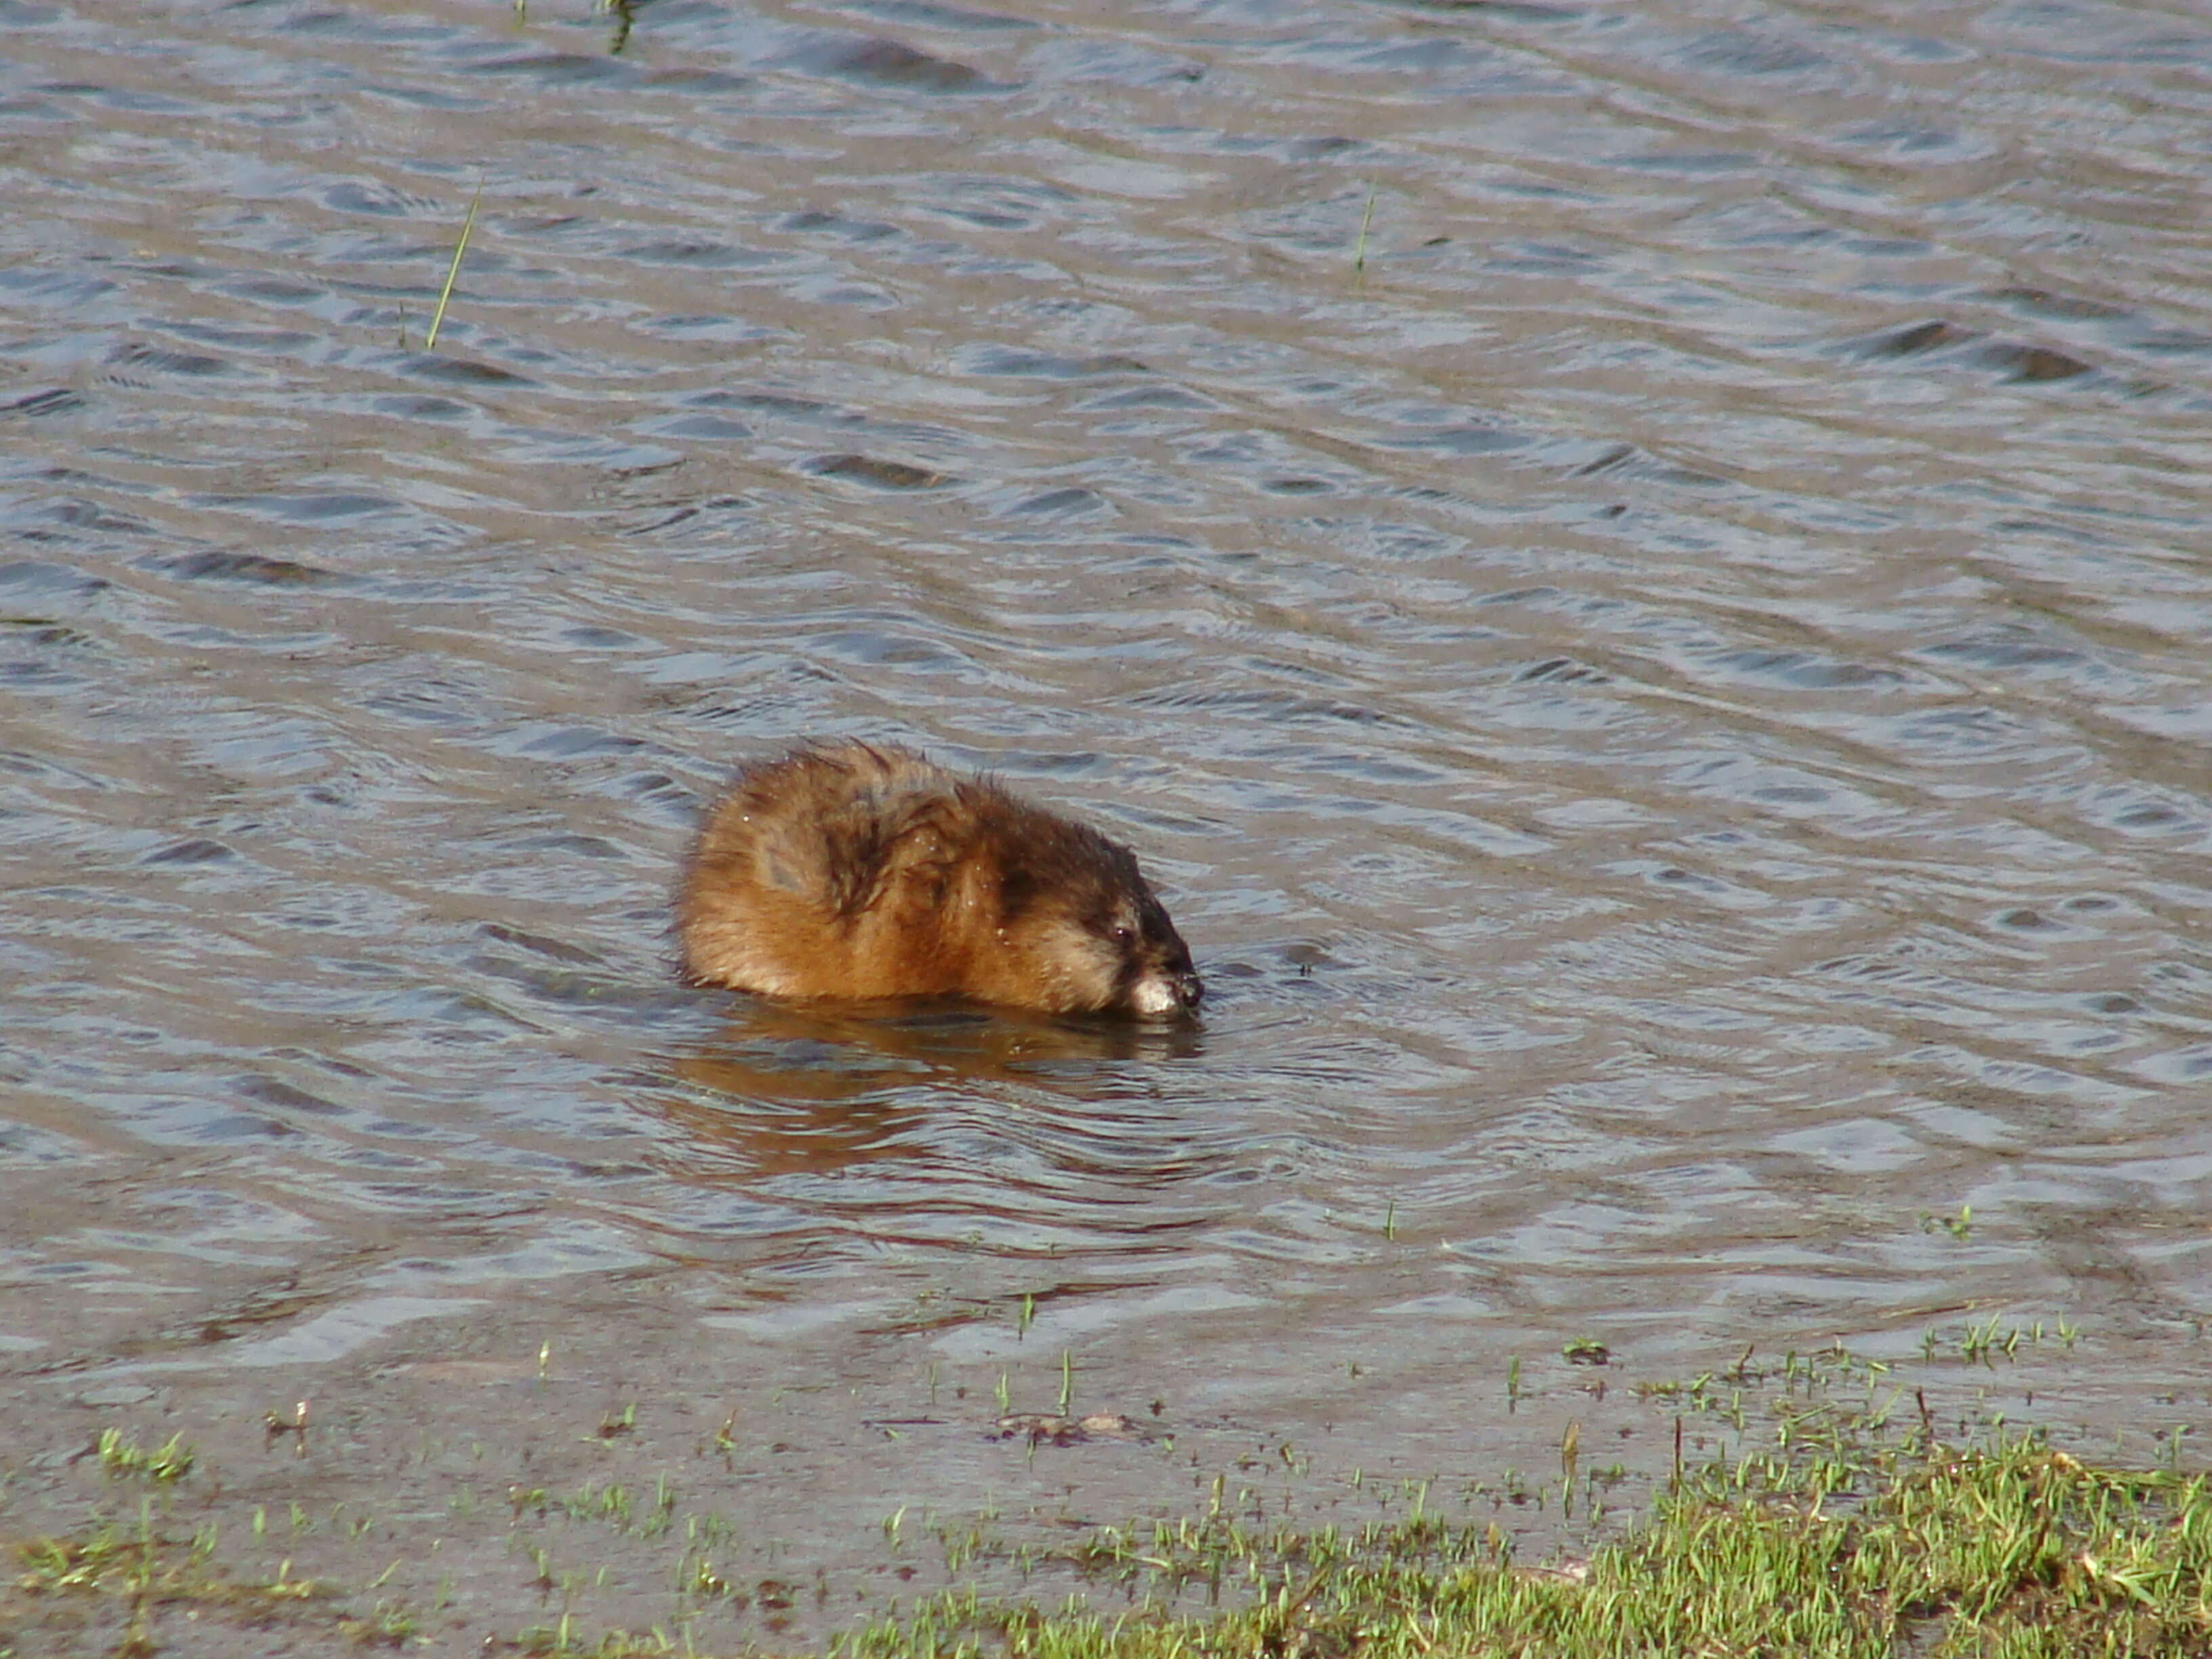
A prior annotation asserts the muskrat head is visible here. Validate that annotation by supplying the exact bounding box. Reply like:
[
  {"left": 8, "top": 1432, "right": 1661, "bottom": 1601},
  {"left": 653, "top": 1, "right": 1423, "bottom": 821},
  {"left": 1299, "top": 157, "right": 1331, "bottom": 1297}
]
[
  {"left": 991, "top": 823, "right": 1203, "bottom": 1019},
  {"left": 1078, "top": 882, "right": 1204, "bottom": 1019}
]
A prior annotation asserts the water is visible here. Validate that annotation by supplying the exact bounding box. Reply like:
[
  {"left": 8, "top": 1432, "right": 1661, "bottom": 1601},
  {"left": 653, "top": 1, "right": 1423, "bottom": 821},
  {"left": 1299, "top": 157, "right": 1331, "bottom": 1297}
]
[{"left": 5, "top": 0, "right": 2212, "bottom": 1645}]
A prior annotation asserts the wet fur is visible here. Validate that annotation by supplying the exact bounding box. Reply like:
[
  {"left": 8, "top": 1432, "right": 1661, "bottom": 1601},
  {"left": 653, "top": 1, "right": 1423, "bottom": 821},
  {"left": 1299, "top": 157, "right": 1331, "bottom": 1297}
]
[{"left": 677, "top": 743, "right": 1201, "bottom": 1017}]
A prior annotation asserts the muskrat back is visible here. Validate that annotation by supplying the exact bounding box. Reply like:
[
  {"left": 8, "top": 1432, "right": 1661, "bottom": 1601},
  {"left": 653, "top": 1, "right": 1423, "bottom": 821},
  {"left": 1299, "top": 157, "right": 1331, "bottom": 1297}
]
[{"left": 677, "top": 743, "right": 1202, "bottom": 1018}]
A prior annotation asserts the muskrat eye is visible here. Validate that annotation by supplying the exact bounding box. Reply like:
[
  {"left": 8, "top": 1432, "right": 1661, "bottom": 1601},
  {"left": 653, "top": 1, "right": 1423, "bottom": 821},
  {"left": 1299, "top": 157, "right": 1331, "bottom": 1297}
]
[{"left": 1109, "top": 924, "right": 1134, "bottom": 945}]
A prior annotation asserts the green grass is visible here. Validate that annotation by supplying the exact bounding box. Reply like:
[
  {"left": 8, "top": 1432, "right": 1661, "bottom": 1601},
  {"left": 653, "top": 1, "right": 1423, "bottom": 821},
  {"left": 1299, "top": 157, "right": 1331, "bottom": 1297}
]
[
  {"left": 422, "top": 184, "right": 483, "bottom": 352},
  {"left": 832, "top": 1441, "right": 2212, "bottom": 1658},
  {"left": 94, "top": 1428, "right": 195, "bottom": 1483},
  {"left": 13, "top": 1496, "right": 328, "bottom": 1656}
]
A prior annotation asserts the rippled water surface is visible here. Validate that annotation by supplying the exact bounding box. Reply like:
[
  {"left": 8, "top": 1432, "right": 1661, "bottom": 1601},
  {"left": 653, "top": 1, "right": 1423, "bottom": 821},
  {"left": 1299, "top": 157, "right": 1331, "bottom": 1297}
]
[{"left": 5, "top": 0, "right": 2212, "bottom": 1644}]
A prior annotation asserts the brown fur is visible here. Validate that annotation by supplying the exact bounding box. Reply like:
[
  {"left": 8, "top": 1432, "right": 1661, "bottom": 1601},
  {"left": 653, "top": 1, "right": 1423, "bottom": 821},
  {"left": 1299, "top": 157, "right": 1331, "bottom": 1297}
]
[{"left": 677, "top": 743, "right": 1202, "bottom": 1017}]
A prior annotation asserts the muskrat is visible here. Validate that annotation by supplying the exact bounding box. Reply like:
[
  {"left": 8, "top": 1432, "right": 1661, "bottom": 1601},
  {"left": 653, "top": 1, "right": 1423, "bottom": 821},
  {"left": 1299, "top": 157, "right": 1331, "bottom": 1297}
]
[{"left": 677, "top": 743, "right": 1203, "bottom": 1018}]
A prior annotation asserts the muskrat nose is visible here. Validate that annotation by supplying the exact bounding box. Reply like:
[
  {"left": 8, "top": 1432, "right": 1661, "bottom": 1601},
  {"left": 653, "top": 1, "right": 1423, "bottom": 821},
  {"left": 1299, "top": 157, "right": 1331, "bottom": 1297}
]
[{"left": 1130, "top": 968, "right": 1202, "bottom": 1019}]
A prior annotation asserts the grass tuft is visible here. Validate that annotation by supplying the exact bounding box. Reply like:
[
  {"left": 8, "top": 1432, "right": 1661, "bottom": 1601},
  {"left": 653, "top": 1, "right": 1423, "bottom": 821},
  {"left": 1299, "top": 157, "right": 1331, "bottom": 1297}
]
[{"left": 96, "top": 1428, "right": 195, "bottom": 1483}]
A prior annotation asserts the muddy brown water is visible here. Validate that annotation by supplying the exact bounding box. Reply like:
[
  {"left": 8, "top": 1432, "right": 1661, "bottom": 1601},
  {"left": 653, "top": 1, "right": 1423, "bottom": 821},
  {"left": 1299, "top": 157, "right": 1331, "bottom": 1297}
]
[{"left": 5, "top": 0, "right": 2212, "bottom": 1651}]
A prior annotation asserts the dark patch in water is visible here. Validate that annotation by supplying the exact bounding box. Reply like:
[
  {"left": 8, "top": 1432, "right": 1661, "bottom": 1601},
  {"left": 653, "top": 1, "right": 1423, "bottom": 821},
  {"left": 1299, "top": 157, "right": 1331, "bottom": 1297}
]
[
  {"left": 163, "top": 550, "right": 340, "bottom": 586},
  {"left": 782, "top": 35, "right": 1014, "bottom": 94},
  {"left": 3, "top": 387, "right": 84, "bottom": 418},
  {"left": 808, "top": 453, "right": 947, "bottom": 489}
]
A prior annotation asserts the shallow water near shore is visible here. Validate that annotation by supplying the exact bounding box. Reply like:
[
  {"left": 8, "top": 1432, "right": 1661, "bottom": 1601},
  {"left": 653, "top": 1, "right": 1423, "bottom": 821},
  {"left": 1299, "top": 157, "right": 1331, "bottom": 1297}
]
[{"left": 5, "top": 0, "right": 2212, "bottom": 1648}]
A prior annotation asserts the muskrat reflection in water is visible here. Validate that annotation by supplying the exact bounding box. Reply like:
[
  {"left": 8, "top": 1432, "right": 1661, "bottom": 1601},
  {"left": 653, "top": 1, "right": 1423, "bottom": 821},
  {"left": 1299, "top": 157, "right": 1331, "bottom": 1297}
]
[
  {"left": 676, "top": 743, "right": 1202, "bottom": 1019},
  {"left": 666, "top": 999, "right": 1204, "bottom": 1179}
]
